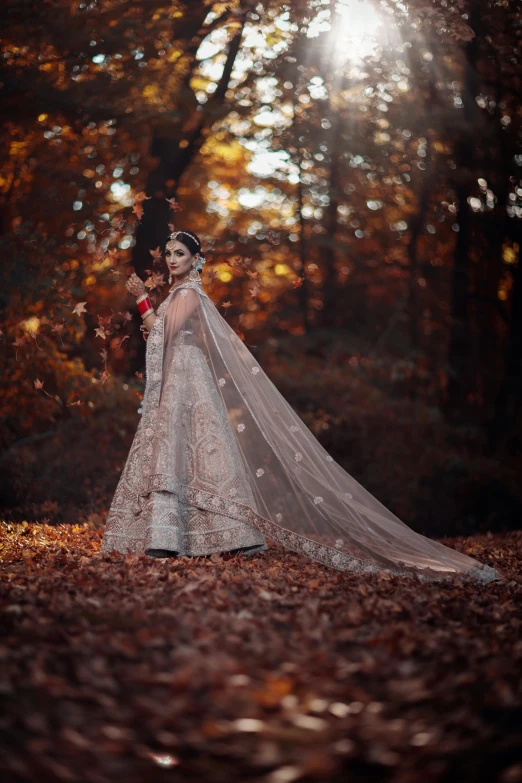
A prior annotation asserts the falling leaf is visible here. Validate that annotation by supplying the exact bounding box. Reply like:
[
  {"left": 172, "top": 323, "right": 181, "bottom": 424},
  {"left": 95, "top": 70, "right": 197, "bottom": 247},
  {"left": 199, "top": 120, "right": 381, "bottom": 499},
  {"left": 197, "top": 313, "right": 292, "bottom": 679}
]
[
  {"left": 73, "top": 302, "right": 88, "bottom": 316},
  {"left": 34, "top": 378, "right": 44, "bottom": 390},
  {"left": 145, "top": 271, "right": 165, "bottom": 291},
  {"left": 165, "top": 197, "right": 183, "bottom": 212},
  {"left": 114, "top": 334, "right": 130, "bottom": 351},
  {"left": 134, "top": 191, "right": 151, "bottom": 203},
  {"left": 132, "top": 203, "right": 144, "bottom": 221}
]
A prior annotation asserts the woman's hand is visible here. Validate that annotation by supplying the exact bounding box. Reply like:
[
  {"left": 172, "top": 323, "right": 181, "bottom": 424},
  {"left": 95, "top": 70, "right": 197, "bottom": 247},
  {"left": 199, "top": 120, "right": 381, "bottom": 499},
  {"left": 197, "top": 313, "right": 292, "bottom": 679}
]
[{"left": 126, "top": 273, "right": 147, "bottom": 299}]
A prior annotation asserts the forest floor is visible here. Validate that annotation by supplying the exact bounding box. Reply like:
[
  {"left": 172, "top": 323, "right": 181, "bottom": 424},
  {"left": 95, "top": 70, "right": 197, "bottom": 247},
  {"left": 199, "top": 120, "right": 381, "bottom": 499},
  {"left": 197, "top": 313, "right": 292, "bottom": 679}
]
[{"left": 0, "top": 521, "right": 521, "bottom": 783}]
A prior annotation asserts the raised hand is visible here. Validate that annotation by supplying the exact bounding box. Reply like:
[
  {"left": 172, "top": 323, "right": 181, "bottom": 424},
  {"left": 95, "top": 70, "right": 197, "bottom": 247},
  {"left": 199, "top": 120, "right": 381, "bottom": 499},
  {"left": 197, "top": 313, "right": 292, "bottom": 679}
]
[{"left": 126, "top": 273, "right": 146, "bottom": 299}]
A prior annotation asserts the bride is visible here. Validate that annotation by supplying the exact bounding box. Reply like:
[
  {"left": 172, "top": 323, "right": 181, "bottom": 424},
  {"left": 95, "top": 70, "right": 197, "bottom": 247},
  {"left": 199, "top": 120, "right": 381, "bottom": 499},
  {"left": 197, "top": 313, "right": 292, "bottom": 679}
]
[{"left": 100, "top": 229, "right": 503, "bottom": 584}]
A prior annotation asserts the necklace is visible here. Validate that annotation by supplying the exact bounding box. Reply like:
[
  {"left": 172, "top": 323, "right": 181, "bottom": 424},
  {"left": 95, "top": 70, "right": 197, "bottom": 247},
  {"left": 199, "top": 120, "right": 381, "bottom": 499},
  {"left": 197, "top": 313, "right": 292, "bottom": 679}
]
[{"left": 168, "top": 268, "right": 201, "bottom": 292}]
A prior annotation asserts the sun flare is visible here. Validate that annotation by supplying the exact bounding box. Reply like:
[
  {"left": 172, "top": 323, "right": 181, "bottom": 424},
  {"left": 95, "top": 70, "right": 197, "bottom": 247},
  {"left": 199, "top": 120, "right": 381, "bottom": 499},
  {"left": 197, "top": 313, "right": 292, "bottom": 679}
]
[{"left": 333, "top": 0, "right": 384, "bottom": 61}]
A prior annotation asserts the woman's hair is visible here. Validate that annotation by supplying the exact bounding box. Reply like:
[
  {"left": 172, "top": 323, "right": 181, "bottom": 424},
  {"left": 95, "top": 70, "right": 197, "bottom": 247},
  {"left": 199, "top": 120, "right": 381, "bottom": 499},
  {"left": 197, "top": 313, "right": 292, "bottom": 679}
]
[{"left": 167, "top": 230, "right": 206, "bottom": 272}]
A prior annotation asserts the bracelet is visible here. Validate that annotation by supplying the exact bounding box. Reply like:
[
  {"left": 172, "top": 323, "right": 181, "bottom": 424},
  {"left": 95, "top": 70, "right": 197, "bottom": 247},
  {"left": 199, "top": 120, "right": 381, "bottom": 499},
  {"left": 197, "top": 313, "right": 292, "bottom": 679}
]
[
  {"left": 137, "top": 294, "right": 152, "bottom": 317},
  {"left": 140, "top": 307, "right": 154, "bottom": 320},
  {"left": 136, "top": 293, "right": 149, "bottom": 305}
]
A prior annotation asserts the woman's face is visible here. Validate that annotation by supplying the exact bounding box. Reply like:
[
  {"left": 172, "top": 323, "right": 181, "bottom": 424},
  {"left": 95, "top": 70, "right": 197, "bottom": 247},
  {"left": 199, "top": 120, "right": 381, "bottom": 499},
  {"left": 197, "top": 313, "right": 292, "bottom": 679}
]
[{"left": 165, "top": 240, "right": 198, "bottom": 277}]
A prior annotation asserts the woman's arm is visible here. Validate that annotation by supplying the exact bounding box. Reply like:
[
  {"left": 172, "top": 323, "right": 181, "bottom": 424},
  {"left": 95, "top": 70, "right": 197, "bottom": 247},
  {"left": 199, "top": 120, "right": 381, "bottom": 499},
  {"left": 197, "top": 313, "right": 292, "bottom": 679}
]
[
  {"left": 163, "top": 288, "right": 199, "bottom": 346},
  {"left": 160, "top": 289, "right": 200, "bottom": 403},
  {"left": 126, "top": 273, "right": 157, "bottom": 332}
]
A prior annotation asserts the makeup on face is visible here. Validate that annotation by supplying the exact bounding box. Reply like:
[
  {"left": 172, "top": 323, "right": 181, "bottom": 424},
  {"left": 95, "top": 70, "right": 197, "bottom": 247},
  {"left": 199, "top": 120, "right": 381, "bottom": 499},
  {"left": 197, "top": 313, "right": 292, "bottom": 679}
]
[{"left": 165, "top": 242, "right": 193, "bottom": 274}]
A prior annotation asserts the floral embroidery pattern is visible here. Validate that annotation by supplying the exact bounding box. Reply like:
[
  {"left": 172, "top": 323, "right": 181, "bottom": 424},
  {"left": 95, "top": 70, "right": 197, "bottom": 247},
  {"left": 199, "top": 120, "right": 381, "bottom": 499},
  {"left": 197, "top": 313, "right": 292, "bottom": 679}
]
[
  {"left": 251, "top": 367, "right": 260, "bottom": 375},
  {"left": 295, "top": 452, "right": 303, "bottom": 462},
  {"left": 289, "top": 425, "right": 299, "bottom": 433},
  {"left": 237, "top": 423, "right": 245, "bottom": 432},
  {"left": 326, "top": 455, "right": 334, "bottom": 462},
  {"left": 276, "top": 513, "right": 282, "bottom": 522},
  {"left": 345, "top": 492, "right": 353, "bottom": 500},
  {"left": 256, "top": 468, "right": 265, "bottom": 477},
  {"left": 218, "top": 377, "right": 226, "bottom": 386},
  {"left": 313, "top": 496, "right": 323, "bottom": 504},
  {"left": 335, "top": 539, "right": 343, "bottom": 548}
]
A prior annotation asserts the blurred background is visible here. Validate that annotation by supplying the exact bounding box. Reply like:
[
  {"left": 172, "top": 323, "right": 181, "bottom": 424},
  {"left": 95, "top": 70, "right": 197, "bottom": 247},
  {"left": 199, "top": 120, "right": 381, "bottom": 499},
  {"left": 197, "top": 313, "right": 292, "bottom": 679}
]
[{"left": 0, "top": 0, "right": 520, "bottom": 538}]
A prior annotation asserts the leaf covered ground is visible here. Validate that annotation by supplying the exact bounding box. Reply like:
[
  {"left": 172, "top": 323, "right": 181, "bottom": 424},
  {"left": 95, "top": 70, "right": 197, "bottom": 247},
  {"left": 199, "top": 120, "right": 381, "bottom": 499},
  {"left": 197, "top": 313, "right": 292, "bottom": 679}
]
[{"left": 1, "top": 521, "right": 521, "bottom": 783}]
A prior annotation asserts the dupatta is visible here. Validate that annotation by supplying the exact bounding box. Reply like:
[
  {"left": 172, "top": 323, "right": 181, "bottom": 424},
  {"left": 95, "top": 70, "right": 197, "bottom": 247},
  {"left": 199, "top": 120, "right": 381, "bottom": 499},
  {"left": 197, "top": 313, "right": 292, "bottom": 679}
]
[{"left": 134, "top": 274, "right": 503, "bottom": 585}]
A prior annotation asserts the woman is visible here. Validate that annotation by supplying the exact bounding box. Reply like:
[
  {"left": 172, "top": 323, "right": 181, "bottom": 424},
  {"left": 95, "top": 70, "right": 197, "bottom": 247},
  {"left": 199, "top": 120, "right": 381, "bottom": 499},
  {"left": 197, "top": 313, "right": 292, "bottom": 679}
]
[{"left": 101, "top": 230, "right": 503, "bottom": 585}]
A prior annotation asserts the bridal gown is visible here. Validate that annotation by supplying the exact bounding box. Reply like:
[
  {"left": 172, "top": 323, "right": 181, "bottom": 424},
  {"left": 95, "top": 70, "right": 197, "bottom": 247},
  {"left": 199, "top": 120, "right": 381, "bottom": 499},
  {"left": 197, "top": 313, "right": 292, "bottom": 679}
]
[
  {"left": 101, "top": 281, "right": 268, "bottom": 557},
  {"left": 100, "top": 273, "right": 503, "bottom": 585}
]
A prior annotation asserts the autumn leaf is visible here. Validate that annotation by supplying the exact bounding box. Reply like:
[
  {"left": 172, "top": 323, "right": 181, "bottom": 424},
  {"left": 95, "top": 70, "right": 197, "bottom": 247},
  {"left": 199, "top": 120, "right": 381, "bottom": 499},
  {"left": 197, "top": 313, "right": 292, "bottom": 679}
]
[
  {"left": 149, "top": 246, "right": 162, "bottom": 265},
  {"left": 34, "top": 378, "right": 44, "bottom": 390},
  {"left": 246, "top": 269, "right": 259, "bottom": 279},
  {"left": 145, "top": 271, "right": 165, "bottom": 291},
  {"left": 114, "top": 334, "right": 130, "bottom": 351},
  {"left": 248, "top": 285, "right": 260, "bottom": 299},
  {"left": 132, "top": 203, "right": 144, "bottom": 221},
  {"left": 205, "top": 267, "right": 218, "bottom": 284},
  {"left": 165, "top": 197, "right": 183, "bottom": 212},
  {"left": 222, "top": 301, "right": 233, "bottom": 310},
  {"left": 134, "top": 191, "right": 151, "bottom": 203},
  {"left": 292, "top": 277, "right": 305, "bottom": 289},
  {"left": 94, "top": 327, "right": 107, "bottom": 340},
  {"left": 73, "top": 302, "right": 88, "bottom": 316}
]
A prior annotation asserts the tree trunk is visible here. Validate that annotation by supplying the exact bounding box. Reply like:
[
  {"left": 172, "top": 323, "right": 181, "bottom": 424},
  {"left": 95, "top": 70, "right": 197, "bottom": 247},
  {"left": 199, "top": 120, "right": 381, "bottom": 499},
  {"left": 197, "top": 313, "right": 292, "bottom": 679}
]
[
  {"left": 489, "top": 223, "right": 522, "bottom": 452},
  {"left": 445, "top": 25, "right": 480, "bottom": 418},
  {"left": 407, "top": 142, "right": 432, "bottom": 350},
  {"left": 127, "top": 19, "right": 246, "bottom": 374},
  {"left": 296, "top": 160, "right": 311, "bottom": 332}
]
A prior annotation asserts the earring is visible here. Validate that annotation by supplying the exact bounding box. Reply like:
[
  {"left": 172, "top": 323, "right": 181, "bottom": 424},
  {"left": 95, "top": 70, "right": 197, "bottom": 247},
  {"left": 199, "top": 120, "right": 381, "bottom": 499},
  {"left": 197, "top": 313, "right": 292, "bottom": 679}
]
[{"left": 168, "top": 272, "right": 172, "bottom": 284}]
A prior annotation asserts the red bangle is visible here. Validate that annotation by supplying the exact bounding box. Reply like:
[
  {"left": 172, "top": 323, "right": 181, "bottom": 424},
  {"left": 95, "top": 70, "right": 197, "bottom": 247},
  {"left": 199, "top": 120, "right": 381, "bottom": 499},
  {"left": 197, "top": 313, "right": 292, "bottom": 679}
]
[{"left": 137, "top": 295, "right": 152, "bottom": 316}]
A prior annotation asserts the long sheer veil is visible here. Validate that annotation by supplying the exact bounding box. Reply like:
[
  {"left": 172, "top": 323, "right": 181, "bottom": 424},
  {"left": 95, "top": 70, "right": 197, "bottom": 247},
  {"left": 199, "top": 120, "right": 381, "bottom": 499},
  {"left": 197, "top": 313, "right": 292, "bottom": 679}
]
[{"left": 141, "top": 276, "right": 503, "bottom": 585}]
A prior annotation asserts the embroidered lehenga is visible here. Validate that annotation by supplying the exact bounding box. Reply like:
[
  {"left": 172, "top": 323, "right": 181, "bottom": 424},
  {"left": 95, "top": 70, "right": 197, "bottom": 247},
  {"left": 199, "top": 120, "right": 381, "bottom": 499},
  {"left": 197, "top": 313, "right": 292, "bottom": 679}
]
[{"left": 101, "top": 274, "right": 503, "bottom": 585}]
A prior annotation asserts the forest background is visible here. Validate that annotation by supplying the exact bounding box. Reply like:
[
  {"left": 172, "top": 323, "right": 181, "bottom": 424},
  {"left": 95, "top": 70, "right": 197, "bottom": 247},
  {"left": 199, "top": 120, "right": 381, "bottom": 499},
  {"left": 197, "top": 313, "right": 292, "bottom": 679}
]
[{"left": 1, "top": 0, "right": 521, "bottom": 540}]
